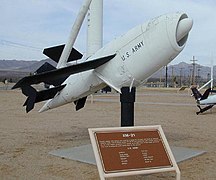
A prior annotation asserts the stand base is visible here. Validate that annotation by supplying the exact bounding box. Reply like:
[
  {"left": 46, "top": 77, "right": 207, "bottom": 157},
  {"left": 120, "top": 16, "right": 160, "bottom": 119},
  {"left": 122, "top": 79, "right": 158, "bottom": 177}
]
[{"left": 49, "top": 144, "right": 205, "bottom": 165}]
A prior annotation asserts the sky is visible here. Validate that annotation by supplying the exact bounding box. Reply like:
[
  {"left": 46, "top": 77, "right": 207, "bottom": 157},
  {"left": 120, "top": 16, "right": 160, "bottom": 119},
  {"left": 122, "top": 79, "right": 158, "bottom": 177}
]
[{"left": 1, "top": 0, "right": 216, "bottom": 66}]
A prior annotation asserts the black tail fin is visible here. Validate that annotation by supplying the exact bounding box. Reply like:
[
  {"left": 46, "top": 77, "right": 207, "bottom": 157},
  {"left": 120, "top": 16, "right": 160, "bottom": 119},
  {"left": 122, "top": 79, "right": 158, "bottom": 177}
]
[
  {"left": 12, "top": 54, "right": 116, "bottom": 89},
  {"left": 43, "top": 45, "right": 83, "bottom": 63},
  {"left": 201, "top": 88, "right": 211, "bottom": 100},
  {"left": 22, "top": 84, "right": 66, "bottom": 113},
  {"left": 22, "top": 85, "right": 37, "bottom": 113},
  {"left": 34, "top": 62, "right": 57, "bottom": 88},
  {"left": 196, "top": 105, "right": 214, "bottom": 115},
  {"left": 35, "top": 62, "right": 56, "bottom": 74},
  {"left": 74, "top": 96, "right": 87, "bottom": 111},
  {"left": 191, "top": 87, "right": 202, "bottom": 100}
]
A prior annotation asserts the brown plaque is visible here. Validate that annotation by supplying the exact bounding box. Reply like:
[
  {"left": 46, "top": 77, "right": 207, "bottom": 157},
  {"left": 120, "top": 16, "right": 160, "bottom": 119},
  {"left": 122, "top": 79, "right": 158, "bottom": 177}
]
[{"left": 94, "top": 130, "right": 172, "bottom": 173}]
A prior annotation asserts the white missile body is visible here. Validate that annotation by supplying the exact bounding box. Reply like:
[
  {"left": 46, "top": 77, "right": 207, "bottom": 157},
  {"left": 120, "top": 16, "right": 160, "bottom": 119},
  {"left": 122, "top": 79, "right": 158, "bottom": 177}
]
[
  {"left": 39, "top": 12, "right": 193, "bottom": 112},
  {"left": 199, "top": 95, "right": 216, "bottom": 105}
]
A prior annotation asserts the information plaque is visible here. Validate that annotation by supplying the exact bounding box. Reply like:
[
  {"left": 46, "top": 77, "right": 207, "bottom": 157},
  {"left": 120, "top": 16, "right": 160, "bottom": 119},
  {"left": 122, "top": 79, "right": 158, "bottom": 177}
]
[{"left": 89, "top": 125, "right": 180, "bottom": 180}]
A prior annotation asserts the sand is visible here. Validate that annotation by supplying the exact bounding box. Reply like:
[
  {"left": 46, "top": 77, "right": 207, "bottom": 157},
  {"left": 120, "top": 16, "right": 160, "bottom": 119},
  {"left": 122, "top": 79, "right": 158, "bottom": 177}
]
[{"left": 0, "top": 87, "right": 216, "bottom": 180}]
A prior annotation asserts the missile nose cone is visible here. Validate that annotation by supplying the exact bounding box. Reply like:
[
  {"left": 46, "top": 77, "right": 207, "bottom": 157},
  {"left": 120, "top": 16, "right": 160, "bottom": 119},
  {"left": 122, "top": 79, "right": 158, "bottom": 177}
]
[
  {"left": 38, "top": 105, "right": 49, "bottom": 113},
  {"left": 38, "top": 101, "right": 50, "bottom": 113},
  {"left": 176, "top": 18, "right": 193, "bottom": 42}
]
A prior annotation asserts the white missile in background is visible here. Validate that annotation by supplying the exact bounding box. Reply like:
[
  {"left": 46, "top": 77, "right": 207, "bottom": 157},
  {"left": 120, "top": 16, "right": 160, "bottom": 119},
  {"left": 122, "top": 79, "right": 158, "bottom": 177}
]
[
  {"left": 12, "top": 10, "right": 193, "bottom": 113},
  {"left": 191, "top": 87, "right": 216, "bottom": 115}
]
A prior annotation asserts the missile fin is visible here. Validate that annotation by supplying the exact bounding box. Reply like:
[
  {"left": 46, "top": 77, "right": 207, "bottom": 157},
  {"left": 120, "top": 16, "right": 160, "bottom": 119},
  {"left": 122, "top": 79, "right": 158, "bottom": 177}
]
[
  {"left": 21, "top": 85, "right": 37, "bottom": 113},
  {"left": 201, "top": 88, "right": 211, "bottom": 100},
  {"left": 191, "top": 87, "right": 202, "bottom": 100},
  {"left": 35, "top": 62, "right": 56, "bottom": 74},
  {"left": 22, "top": 84, "right": 66, "bottom": 113},
  {"left": 196, "top": 105, "right": 214, "bottom": 115},
  {"left": 43, "top": 45, "right": 83, "bottom": 63},
  {"left": 34, "top": 85, "right": 66, "bottom": 103},
  {"left": 12, "top": 54, "right": 116, "bottom": 89},
  {"left": 74, "top": 96, "right": 87, "bottom": 111}
]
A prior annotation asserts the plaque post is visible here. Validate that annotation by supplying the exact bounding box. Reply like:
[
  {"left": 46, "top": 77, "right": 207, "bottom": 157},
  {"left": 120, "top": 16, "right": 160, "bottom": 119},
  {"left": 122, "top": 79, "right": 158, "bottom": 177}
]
[{"left": 120, "top": 87, "right": 136, "bottom": 127}]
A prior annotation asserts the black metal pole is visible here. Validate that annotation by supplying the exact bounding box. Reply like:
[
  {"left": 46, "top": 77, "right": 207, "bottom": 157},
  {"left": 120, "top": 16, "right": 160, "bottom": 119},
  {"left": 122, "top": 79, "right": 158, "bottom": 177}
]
[{"left": 120, "top": 87, "right": 136, "bottom": 127}]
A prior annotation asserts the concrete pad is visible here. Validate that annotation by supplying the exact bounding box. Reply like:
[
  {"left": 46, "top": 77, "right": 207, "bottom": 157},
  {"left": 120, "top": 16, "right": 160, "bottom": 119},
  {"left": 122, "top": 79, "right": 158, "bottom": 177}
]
[
  {"left": 50, "top": 144, "right": 96, "bottom": 165},
  {"left": 49, "top": 144, "right": 206, "bottom": 165}
]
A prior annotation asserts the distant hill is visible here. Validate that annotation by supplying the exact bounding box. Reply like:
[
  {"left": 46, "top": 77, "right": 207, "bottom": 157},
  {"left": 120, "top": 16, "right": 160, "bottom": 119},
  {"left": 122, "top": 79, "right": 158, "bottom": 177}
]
[
  {"left": 0, "top": 59, "right": 57, "bottom": 82},
  {"left": 0, "top": 59, "right": 215, "bottom": 83},
  {"left": 0, "top": 60, "right": 37, "bottom": 71},
  {"left": 0, "top": 59, "right": 56, "bottom": 72},
  {"left": 17, "top": 59, "right": 57, "bottom": 72},
  {"left": 152, "top": 62, "right": 215, "bottom": 80}
]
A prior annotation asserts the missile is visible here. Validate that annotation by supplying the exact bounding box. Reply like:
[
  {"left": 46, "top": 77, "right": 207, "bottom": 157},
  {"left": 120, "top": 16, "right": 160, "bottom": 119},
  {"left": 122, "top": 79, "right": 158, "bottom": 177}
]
[
  {"left": 191, "top": 87, "right": 216, "bottom": 114},
  {"left": 36, "top": 12, "right": 193, "bottom": 113},
  {"left": 13, "top": 12, "right": 193, "bottom": 113}
]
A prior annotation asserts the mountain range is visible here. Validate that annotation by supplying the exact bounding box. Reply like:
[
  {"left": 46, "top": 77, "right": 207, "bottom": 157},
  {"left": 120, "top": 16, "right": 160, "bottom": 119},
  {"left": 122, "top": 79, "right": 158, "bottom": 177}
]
[
  {"left": 0, "top": 59, "right": 215, "bottom": 82},
  {"left": 151, "top": 62, "right": 215, "bottom": 81},
  {"left": 0, "top": 59, "right": 56, "bottom": 72},
  {"left": 0, "top": 59, "right": 56, "bottom": 82}
]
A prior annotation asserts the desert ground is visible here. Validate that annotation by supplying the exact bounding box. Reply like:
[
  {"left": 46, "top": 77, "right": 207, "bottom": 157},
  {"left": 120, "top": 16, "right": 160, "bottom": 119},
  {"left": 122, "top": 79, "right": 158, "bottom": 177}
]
[{"left": 0, "top": 84, "right": 216, "bottom": 180}]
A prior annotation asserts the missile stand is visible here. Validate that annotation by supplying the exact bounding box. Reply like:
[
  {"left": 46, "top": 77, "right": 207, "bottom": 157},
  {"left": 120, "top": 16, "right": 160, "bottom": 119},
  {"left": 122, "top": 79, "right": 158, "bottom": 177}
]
[{"left": 120, "top": 87, "right": 136, "bottom": 127}]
